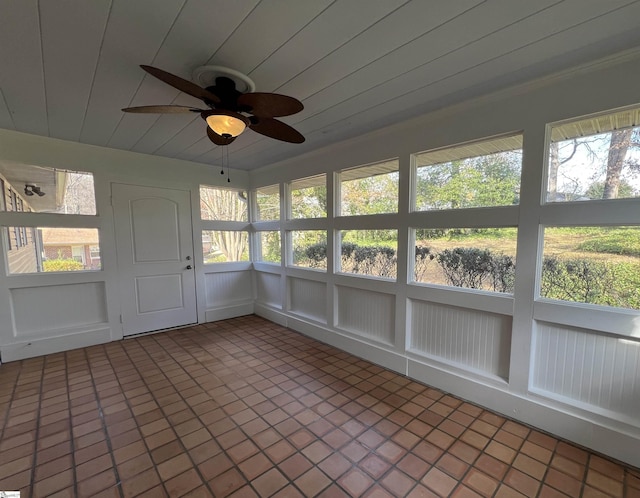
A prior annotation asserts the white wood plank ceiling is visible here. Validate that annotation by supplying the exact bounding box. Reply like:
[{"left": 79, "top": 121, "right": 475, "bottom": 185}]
[{"left": 1, "top": 0, "right": 640, "bottom": 171}]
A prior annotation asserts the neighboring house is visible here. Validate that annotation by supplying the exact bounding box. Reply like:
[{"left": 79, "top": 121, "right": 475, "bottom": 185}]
[
  {"left": 1, "top": 175, "right": 39, "bottom": 274},
  {"left": 40, "top": 227, "right": 101, "bottom": 270}
]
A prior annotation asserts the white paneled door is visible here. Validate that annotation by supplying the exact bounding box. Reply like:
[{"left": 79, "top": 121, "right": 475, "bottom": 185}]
[{"left": 112, "top": 184, "right": 196, "bottom": 336}]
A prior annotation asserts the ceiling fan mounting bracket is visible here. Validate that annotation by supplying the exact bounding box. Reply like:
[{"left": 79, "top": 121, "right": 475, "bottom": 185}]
[{"left": 192, "top": 65, "right": 256, "bottom": 94}]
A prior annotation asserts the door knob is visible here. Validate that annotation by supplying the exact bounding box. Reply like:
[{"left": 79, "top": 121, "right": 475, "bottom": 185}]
[{"left": 186, "top": 265, "right": 192, "bottom": 270}]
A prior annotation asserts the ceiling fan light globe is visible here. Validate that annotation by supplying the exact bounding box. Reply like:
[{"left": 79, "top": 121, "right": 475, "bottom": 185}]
[{"left": 205, "top": 112, "right": 247, "bottom": 138}]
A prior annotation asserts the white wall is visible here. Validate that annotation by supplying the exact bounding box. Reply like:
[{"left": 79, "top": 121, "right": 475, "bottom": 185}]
[
  {"left": 0, "top": 130, "right": 250, "bottom": 361},
  {"left": 250, "top": 49, "right": 640, "bottom": 468}
]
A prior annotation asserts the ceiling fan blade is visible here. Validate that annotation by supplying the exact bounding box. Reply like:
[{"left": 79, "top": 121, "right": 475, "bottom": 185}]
[
  {"left": 122, "top": 105, "right": 203, "bottom": 114},
  {"left": 140, "top": 65, "right": 220, "bottom": 105},
  {"left": 206, "top": 126, "right": 236, "bottom": 146},
  {"left": 238, "top": 93, "right": 303, "bottom": 117},
  {"left": 249, "top": 118, "right": 305, "bottom": 143}
]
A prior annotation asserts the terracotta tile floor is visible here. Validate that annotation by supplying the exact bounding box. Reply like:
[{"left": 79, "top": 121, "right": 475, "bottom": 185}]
[{"left": 0, "top": 315, "right": 638, "bottom": 498}]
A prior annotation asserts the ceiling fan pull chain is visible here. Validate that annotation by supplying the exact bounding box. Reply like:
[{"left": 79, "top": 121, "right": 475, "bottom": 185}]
[
  {"left": 226, "top": 146, "right": 231, "bottom": 183},
  {"left": 220, "top": 145, "right": 225, "bottom": 175}
]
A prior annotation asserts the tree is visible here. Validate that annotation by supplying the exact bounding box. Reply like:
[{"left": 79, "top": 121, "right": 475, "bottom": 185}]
[
  {"left": 416, "top": 151, "right": 521, "bottom": 210},
  {"left": 61, "top": 172, "right": 96, "bottom": 214},
  {"left": 602, "top": 129, "right": 633, "bottom": 199},
  {"left": 341, "top": 172, "right": 398, "bottom": 216},
  {"left": 199, "top": 187, "right": 248, "bottom": 261},
  {"left": 586, "top": 180, "right": 635, "bottom": 200},
  {"left": 291, "top": 185, "right": 326, "bottom": 218},
  {"left": 547, "top": 140, "right": 579, "bottom": 201}
]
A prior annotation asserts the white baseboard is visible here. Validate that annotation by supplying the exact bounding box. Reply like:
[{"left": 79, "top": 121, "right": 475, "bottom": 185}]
[
  {"left": 1, "top": 326, "right": 112, "bottom": 362},
  {"left": 255, "top": 303, "right": 407, "bottom": 375},
  {"left": 204, "top": 302, "right": 254, "bottom": 322},
  {"left": 407, "top": 358, "right": 640, "bottom": 468}
]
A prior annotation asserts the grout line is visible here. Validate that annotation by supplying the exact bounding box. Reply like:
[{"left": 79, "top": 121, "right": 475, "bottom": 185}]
[{"left": 2, "top": 315, "right": 637, "bottom": 496}]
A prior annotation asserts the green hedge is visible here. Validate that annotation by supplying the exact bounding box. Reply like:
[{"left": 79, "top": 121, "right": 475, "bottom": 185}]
[
  {"left": 43, "top": 258, "right": 84, "bottom": 272},
  {"left": 301, "top": 242, "right": 639, "bottom": 309}
]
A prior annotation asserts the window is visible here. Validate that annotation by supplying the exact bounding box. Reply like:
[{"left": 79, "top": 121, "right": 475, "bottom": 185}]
[
  {"left": 547, "top": 107, "right": 640, "bottom": 202},
  {"left": 290, "top": 175, "right": 326, "bottom": 219},
  {"left": 1, "top": 163, "right": 98, "bottom": 274},
  {"left": 340, "top": 230, "right": 398, "bottom": 279},
  {"left": 290, "top": 230, "right": 327, "bottom": 269},
  {"left": 200, "top": 186, "right": 248, "bottom": 221},
  {"left": 541, "top": 226, "right": 640, "bottom": 310},
  {"left": 0, "top": 165, "right": 96, "bottom": 215},
  {"left": 202, "top": 230, "right": 249, "bottom": 263},
  {"left": 414, "top": 134, "right": 522, "bottom": 210},
  {"left": 412, "top": 228, "right": 518, "bottom": 293},
  {"left": 256, "top": 185, "right": 280, "bottom": 221},
  {"left": 257, "top": 231, "right": 281, "bottom": 264},
  {"left": 5, "top": 227, "right": 101, "bottom": 274},
  {"left": 340, "top": 160, "right": 398, "bottom": 216},
  {"left": 71, "top": 246, "right": 85, "bottom": 264}
]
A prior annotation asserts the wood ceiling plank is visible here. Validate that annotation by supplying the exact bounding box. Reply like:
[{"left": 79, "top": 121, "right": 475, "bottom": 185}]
[
  {"left": 153, "top": 117, "right": 208, "bottom": 157},
  {"left": 79, "top": 0, "right": 186, "bottom": 147},
  {"left": 0, "top": 1, "right": 48, "bottom": 135},
  {"left": 248, "top": 0, "right": 409, "bottom": 92},
  {"left": 129, "top": 113, "right": 198, "bottom": 156},
  {"left": 108, "top": 0, "right": 259, "bottom": 150},
  {"left": 208, "top": 0, "right": 334, "bottom": 75},
  {"left": 297, "top": 0, "right": 638, "bottom": 137},
  {"left": 275, "top": 0, "right": 485, "bottom": 100},
  {"left": 180, "top": 136, "right": 216, "bottom": 163},
  {"left": 296, "top": 0, "right": 561, "bottom": 121},
  {"left": 40, "top": 0, "right": 111, "bottom": 142}
]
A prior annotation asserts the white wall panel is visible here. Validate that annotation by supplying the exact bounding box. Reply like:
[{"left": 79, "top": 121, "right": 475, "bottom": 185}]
[
  {"left": 409, "top": 299, "right": 512, "bottom": 380},
  {"left": 336, "top": 286, "right": 395, "bottom": 345},
  {"left": 532, "top": 322, "right": 640, "bottom": 423},
  {"left": 256, "top": 272, "right": 281, "bottom": 309},
  {"left": 204, "top": 271, "right": 252, "bottom": 308},
  {"left": 11, "top": 282, "right": 107, "bottom": 337},
  {"left": 288, "top": 277, "right": 326, "bottom": 323}
]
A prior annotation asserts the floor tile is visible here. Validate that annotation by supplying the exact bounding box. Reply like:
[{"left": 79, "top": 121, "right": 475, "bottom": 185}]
[{"left": 0, "top": 315, "right": 638, "bottom": 498}]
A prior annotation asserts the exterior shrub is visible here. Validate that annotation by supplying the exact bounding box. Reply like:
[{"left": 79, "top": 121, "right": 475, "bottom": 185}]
[
  {"left": 541, "top": 256, "right": 640, "bottom": 309},
  {"left": 300, "top": 243, "right": 327, "bottom": 268},
  {"left": 341, "top": 243, "right": 397, "bottom": 278},
  {"left": 414, "top": 245, "right": 435, "bottom": 281},
  {"left": 299, "top": 241, "right": 638, "bottom": 309},
  {"left": 43, "top": 258, "right": 85, "bottom": 272}
]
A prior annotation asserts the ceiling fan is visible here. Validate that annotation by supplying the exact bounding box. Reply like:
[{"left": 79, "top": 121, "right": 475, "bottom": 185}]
[{"left": 122, "top": 65, "right": 305, "bottom": 146}]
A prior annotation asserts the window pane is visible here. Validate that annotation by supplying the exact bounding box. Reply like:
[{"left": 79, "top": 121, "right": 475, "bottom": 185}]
[
  {"left": 341, "top": 160, "right": 398, "bottom": 216},
  {"left": 256, "top": 185, "right": 280, "bottom": 221},
  {"left": 0, "top": 163, "right": 96, "bottom": 214},
  {"left": 291, "top": 230, "right": 326, "bottom": 269},
  {"left": 414, "top": 135, "right": 522, "bottom": 210},
  {"left": 200, "top": 186, "right": 248, "bottom": 221},
  {"left": 258, "top": 231, "right": 281, "bottom": 264},
  {"left": 547, "top": 110, "right": 640, "bottom": 202},
  {"left": 290, "top": 175, "right": 326, "bottom": 219},
  {"left": 340, "top": 230, "right": 398, "bottom": 279},
  {"left": 202, "top": 230, "right": 249, "bottom": 263},
  {"left": 541, "top": 226, "right": 640, "bottom": 309},
  {"left": 5, "top": 227, "right": 101, "bottom": 274},
  {"left": 413, "top": 228, "right": 517, "bottom": 293}
]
